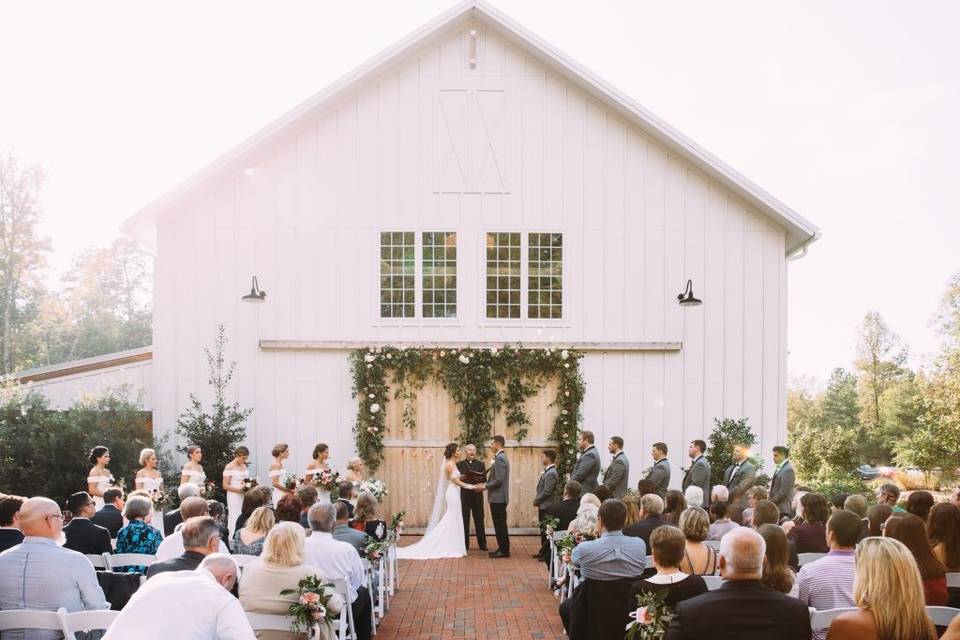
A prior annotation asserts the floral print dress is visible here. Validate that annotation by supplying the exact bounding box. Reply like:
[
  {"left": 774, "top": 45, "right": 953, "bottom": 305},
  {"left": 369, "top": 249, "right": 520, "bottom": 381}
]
[{"left": 115, "top": 519, "right": 162, "bottom": 573}]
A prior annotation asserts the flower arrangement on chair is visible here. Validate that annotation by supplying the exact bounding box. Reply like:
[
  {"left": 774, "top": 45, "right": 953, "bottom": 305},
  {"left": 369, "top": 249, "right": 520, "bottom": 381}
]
[
  {"left": 625, "top": 590, "right": 674, "bottom": 639},
  {"left": 280, "top": 575, "right": 338, "bottom": 636}
]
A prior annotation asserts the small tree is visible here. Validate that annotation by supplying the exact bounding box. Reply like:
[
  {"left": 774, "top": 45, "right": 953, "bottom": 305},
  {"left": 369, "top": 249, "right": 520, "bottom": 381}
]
[
  {"left": 175, "top": 324, "right": 251, "bottom": 495},
  {"left": 706, "top": 418, "right": 767, "bottom": 488}
]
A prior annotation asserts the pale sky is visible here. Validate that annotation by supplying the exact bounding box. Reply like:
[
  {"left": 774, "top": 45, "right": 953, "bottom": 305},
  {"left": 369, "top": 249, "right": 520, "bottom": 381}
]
[{"left": 1, "top": 0, "right": 957, "bottom": 381}]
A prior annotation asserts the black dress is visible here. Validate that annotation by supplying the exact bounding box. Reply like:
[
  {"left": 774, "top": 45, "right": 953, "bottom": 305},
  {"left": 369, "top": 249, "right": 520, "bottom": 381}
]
[{"left": 628, "top": 574, "right": 708, "bottom": 610}]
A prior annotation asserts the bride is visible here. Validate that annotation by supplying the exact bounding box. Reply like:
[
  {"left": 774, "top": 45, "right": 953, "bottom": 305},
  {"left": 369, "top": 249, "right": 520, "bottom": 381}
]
[{"left": 397, "top": 442, "right": 480, "bottom": 560}]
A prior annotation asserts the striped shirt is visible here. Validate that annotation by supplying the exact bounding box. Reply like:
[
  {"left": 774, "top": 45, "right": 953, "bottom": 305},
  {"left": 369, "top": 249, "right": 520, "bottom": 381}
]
[
  {"left": 571, "top": 531, "right": 647, "bottom": 580},
  {"left": 798, "top": 549, "right": 856, "bottom": 640}
]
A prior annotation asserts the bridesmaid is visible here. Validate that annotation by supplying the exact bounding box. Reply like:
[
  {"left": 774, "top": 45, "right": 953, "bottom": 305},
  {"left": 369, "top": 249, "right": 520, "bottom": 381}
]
[
  {"left": 179, "top": 444, "right": 207, "bottom": 488},
  {"left": 303, "top": 443, "right": 330, "bottom": 483},
  {"left": 268, "top": 443, "right": 292, "bottom": 508},
  {"left": 223, "top": 446, "right": 250, "bottom": 537},
  {"left": 87, "top": 446, "right": 113, "bottom": 510},
  {"left": 134, "top": 448, "right": 165, "bottom": 535},
  {"left": 344, "top": 457, "right": 365, "bottom": 484}
]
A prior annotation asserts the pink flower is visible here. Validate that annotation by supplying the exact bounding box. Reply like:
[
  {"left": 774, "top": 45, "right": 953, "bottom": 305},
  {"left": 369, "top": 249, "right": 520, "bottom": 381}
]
[
  {"left": 301, "top": 592, "right": 321, "bottom": 605},
  {"left": 630, "top": 606, "right": 652, "bottom": 625}
]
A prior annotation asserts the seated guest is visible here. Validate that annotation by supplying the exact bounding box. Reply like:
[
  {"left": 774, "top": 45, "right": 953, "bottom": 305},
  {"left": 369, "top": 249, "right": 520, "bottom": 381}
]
[
  {"left": 929, "top": 502, "right": 960, "bottom": 571},
  {"left": 304, "top": 503, "right": 372, "bottom": 640},
  {"left": 907, "top": 490, "right": 935, "bottom": 522},
  {"left": 628, "top": 525, "right": 707, "bottom": 613},
  {"left": 351, "top": 492, "right": 387, "bottom": 541},
  {"left": 756, "top": 524, "right": 796, "bottom": 596},
  {"left": 843, "top": 494, "right": 869, "bottom": 541},
  {"left": 156, "top": 497, "right": 229, "bottom": 560},
  {"left": 622, "top": 494, "right": 641, "bottom": 527},
  {"left": 63, "top": 491, "right": 112, "bottom": 555},
  {"left": 568, "top": 494, "right": 601, "bottom": 541},
  {"left": 207, "top": 499, "right": 231, "bottom": 548},
  {"left": 876, "top": 483, "right": 904, "bottom": 512},
  {"left": 91, "top": 487, "right": 125, "bottom": 538},
  {"left": 883, "top": 512, "right": 948, "bottom": 605},
  {"left": 240, "top": 522, "right": 343, "bottom": 640},
  {"left": 274, "top": 494, "right": 303, "bottom": 523},
  {"left": 624, "top": 493, "right": 667, "bottom": 549},
  {"left": 782, "top": 490, "right": 808, "bottom": 529},
  {"left": 115, "top": 495, "right": 163, "bottom": 572},
  {"left": 332, "top": 501, "right": 366, "bottom": 554},
  {"left": 710, "top": 485, "right": 729, "bottom": 504},
  {"left": 797, "top": 510, "right": 861, "bottom": 639},
  {"left": 787, "top": 492, "right": 830, "bottom": 553},
  {"left": 232, "top": 505, "right": 274, "bottom": 556},
  {"left": 867, "top": 503, "right": 893, "bottom": 537},
  {"left": 742, "top": 486, "right": 768, "bottom": 527},
  {"left": 104, "top": 554, "right": 254, "bottom": 640},
  {"left": 636, "top": 479, "right": 658, "bottom": 497},
  {"left": 682, "top": 486, "right": 704, "bottom": 512},
  {"left": 677, "top": 507, "right": 717, "bottom": 576},
  {"left": 163, "top": 482, "right": 200, "bottom": 536},
  {"left": 753, "top": 501, "right": 798, "bottom": 570},
  {"left": 665, "top": 527, "right": 812, "bottom": 640},
  {"left": 826, "top": 537, "right": 937, "bottom": 640},
  {"left": 545, "top": 481, "right": 582, "bottom": 532},
  {"left": 336, "top": 482, "right": 355, "bottom": 520},
  {"left": 830, "top": 493, "right": 849, "bottom": 512},
  {"left": 296, "top": 484, "right": 318, "bottom": 529},
  {"left": 0, "top": 494, "right": 24, "bottom": 552},
  {"left": 0, "top": 497, "right": 109, "bottom": 621},
  {"left": 147, "top": 515, "right": 224, "bottom": 579},
  {"left": 235, "top": 486, "right": 272, "bottom": 533},
  {"left": 592, "top": 485, "right": 613, "bottom": 503},
  {"left": 663, "top": 490, "right": 687, "bottom": 526},
  {"left": 707, "top": 502, "right": 739, "bottom": 541}
]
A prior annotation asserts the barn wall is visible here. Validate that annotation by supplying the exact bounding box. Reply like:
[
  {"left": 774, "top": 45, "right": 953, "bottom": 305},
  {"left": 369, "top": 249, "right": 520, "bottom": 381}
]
[
  {"left": 152, "top": 20, "right": 789, "bottom": 490},
  {"left": 23, "top": 360, "right": 153, "bottom": 411}
]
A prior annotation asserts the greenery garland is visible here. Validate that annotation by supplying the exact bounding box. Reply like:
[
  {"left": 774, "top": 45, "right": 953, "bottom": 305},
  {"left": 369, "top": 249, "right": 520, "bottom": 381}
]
[{"left": 349, "top": 345, "right": 584, "bottom": 477}]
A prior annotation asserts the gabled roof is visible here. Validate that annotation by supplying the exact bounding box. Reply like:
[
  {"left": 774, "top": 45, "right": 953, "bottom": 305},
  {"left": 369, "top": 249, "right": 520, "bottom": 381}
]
[{"left": 123, "top": 0, "right": 819, "bottom": 254}]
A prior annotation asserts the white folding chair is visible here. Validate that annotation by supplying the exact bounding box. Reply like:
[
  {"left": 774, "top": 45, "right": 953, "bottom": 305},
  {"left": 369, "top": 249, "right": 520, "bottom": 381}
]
[
  {"left": 703, "top": 575, "right": 724, "bottom": 591},
  {"left": 372, "top": 554, "right": 388, "bottom": 620},
  {"left": 361, "top": 559, "right": 377, "bottom": 635},
  {"left": 59, "top": 609, "right": 120, "bottom": 637},
  {"left": 85, "top": 552, "right": 110, "bottom": 569},
  {"left": 645, "top": 555, "right": 654, "bottom": 568},
  {"left": 0, "top": 608, "right": 69, "bottom": 637},
  {"left": 947, "top": 572, "right": 960, "bottom": 589},
  {"left": 797, "top": 552, "right": 827, "bottom": 567},
  {"left": 332, "top": 578, "right": 356, "bottom": 640},
  {"left": 247, "top": 612, "right": 321, "bottom": 636},
  {"left": 551, "top": 531, "right": 567, "bottom": 587},
  {"left": 107, "top": 553, "right": 156, "bottom": 571},
  {"left": 388, "top": 536, "right": 399, "bottom": 594},
  {"left": 232, "top": 554, "right": 260, "bottom": 573},
  {"left": 926, "top": 606, "right": 960, "bottom": 627},
  {"left": 809, "top": 607, "right": 857, "bottom": 631}
]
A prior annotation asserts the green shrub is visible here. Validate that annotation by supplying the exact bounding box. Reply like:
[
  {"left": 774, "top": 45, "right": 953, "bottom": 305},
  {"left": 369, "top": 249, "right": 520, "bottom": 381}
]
[{"left": 706, "top": 417, "right": 768, "bottom": 488}]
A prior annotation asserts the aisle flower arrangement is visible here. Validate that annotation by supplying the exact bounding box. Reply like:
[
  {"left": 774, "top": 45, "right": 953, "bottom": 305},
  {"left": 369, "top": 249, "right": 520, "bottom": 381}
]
[
  {"left": 357, "top": 479, "right": 388, "bottom": 501},
  {"left": 625, "top": 590, "right": 673, "bottom": 639},
  {"left": 280, "top": 575, "right": 337, "bottom": 635}
]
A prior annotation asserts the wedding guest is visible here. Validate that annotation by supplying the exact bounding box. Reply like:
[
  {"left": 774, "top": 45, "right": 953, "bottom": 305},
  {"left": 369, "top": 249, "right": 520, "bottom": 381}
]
[
  {"left": 952, "top": 487, "right": 960, "bottom": 510},
  {"left": 239, "top": 523, "right": 343, "bottom": 640},
  {"left": 757, "top": 524, "right": 796, "bottom": 596},
  {"left": 235, "top": 485, "right": 272, "bottom": 533},
  {"left": 677, "top": 507, "right": 717, "bottom": 576},
  {"left": 710, "top": 485, "right": 729, "bottom": 504},
  {"left": 623, "top": 494, "right": 641, "bottom": 527},
  {"left": 164, "top": 482, "right": 201, "bottom": 535},
  {"left": 707, "top": 502, "right": 739, "bottom": 541},
  {"left": 628, "top": 525, "right": 707, "bottom": 613},
  {"left": 825, "top": 537, "right": 937, "bottom": 640},
  {"left": 303, "top": 442, "right": 331, "bottom": 484},
  {"left": 115, "top": 495, "right": 163, "bottom": 572},
  {"left": 843, "top": 494, "right": 870, "bottom": 541},
  {"left": 624, "top": 493, "right": 667, "bottom": 549},
  {"left": 0, "top": 497, "right": 109, "bottom": 625},
  {"left": 601, "top": 436, "right": 630, "bottom": 498},
  {"left": 86, "top": 445, "right": 113, "bottom": 510},
  {"left": 782, "top": 490, "right": 808, "bottom": 530},
  {"left": 929, "top": 502, "right": 960, "bottom": 571},
  {"left": 831, "top": 493, "right": 849, "bottom": 512},
  {"left": 207, "top": 499, "right": 231, "bottom": 548},
  {"left": 663, "top": 490, "right": 687, "bottom": 526},
  {"left": 883, "top": 512, "right": 948, "bottom": 605},
  {"left": 592, "top": 485, "right": 613, "bottom": 503},
  {"left": 0, "top": 494, "right": 25, "bottom": 552},
  {"left": 275, "top": 494, "right": 303, "bottom": 523},
  {"left": 155, "top": 498, "right": 229, "bottom": 561},
  {"left": 344, "top": 457, "right": 365, "bottom": 484},
  {"left": 105, "top": 554, "right": 254, "bottom": 640},
  {"left": 568, "top": 494, "right": 601, "bottom": 541},
  {"left": 637, "top": 478, "right": 657, "bottom": 497},
  {"left": 867, "top": 503, "right": 893, "bottom": 537},
  {"left": 223, "top": 446, "right": 251, "bottom": 536},
  {"left": 296, "top": 484, "right": 318, "bottom": 528},
  {"left": 907, "top": 490, "right": 935, "bottom": 522},
  {"left": 336, "top": 482, "right": 355, "bottom": 520},
  {"left": 351, "top": 492, "right": 387, "bottom": 541},
  {"left": 751, "top": 500, "right": 780, "bottom": 528},
  {"left": 682, "top": 486, "right": 704, "bottom": 512},
  {"left": 787, "top": 492, "right": 830, "bottom": 553},
  {"left": 681, "top": 440, "right": 710, "bottom": 509},
  {"left": 148, "top": 515, "right": 224, "bottom": 578},
  {"left": 876, "top": 483, "right": 904, "bottom": 512},
  {"left": 797, "top": 510, "right": 861, "bottom": 639},
  {"left": 304, "top": 503, "right": 372, "bottom": 640},
  {"left": 742, "top": 486, "right": 768, "bottom": 527},
  {"left": 179, "top": 443, "right": 206, "bottom": 487},
  {"left": 543, "top": 481, "right": 582, "bottom": 567},
  {"left": 63, "top": 491, "right": 112, "bottom": 555},
  {"left": 92, "top": 487, "right": 125, "bottom": 537},
  {"left": 666, "top": 528, "right": 812, "bottom": 640},
  {"left": 233, "top": 506, "right": 274, "bottom": 556},
  {"left": 645, "top": 442, "right": 671, "bottom": 498},
  {"left": 267, "top": 443, "right": 292, "bottom": 509},
  {"left": 570, "top": 431, "right": 601, "bottom": 494},
  {"left": 332, "top": 501, "right": 365, "bottom": 554}
]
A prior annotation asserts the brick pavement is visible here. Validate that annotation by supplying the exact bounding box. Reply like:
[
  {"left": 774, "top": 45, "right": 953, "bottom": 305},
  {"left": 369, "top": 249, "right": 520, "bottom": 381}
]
[{"left": 375, "top": 536, "right": 566, "bottom": 639}]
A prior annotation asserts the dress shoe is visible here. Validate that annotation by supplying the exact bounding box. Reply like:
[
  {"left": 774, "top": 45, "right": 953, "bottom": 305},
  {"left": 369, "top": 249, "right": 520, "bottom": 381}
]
[
  {"left": 478, "top": 546, "right": 488, "bottom": 551},
  {"left": 489, "top": 550, "right": 510, "bottom": 558},
  {"left": 532, "top": 553, "right": 545, "bottom": 559}
]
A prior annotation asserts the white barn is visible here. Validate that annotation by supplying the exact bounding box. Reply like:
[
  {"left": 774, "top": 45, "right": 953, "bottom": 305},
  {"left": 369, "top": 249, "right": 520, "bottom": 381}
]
[{"left": 119, "top": 1, "right": 817, "bottom": 525}]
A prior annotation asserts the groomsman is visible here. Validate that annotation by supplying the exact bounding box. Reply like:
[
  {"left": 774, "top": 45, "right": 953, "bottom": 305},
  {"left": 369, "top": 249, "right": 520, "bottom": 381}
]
[
  {"left": 769, "top": 445, "right": 796, "bottom": 518},
  {"left": 681, "top": 440, "right": 711, "bottom": 508},
  {"left": 533, "top": 450, "right": 559, "bottom": 560},
  {"left": 456, "top": 444, "right": 487, "bottom": 551},
  {"left": 724, "top": 443, "right": 757, "bottom": 508},
  {"left": 645, "top": 442, "right": 671, "bottom": 498},
  {"left": 602, "top": 437, "right": 630, "bottom": 498},
  {"left": 570, "top": 431, "right": 601, "bottom": 493}
]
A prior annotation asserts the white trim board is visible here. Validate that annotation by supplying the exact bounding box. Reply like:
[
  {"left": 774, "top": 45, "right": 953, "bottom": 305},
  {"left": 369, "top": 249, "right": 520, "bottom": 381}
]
[{"left": 259, "top": 339, "right": 682, "bottom": 352}]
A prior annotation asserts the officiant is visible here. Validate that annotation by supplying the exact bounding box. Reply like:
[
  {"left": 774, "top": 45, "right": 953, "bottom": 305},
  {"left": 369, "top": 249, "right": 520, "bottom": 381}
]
[{"left": 456, "top": 444, "right": 487, "bottom": 551}]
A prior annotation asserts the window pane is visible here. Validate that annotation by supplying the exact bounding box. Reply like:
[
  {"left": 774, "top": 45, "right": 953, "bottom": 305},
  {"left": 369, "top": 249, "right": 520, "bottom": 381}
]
[
  {"left": 421, "top": 231, "right": 457, "bottom": 319},
  {"left": 379, "top": 231, "right": 416, "bottom": 318},
  {"left": 485, "top": 232, "right": 521, "bottom": 319},
  {"left": 527, "top": 232, "right": 562, "bottom": 319}
]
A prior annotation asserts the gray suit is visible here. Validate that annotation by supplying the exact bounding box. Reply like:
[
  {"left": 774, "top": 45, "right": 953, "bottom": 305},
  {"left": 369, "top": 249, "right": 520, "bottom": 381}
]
[
  {"left": 534, "top": 465, "right": 559, "bottom": 509},
  {"left": 769, "top": 460, "right": 796, "bottom": 517},
  {"left": 645, "top": 458, "right": 671, "bottom": 498},
  {"left": 724, "top": 460, "right": 756, "bottom": 507},
  {"left": 602, "top": 452, "right": 630, "bottom": 498},
  {"left": 681, "top": 455, "right": 711, "bottom": 508},
  {"left": 487, "top": 450, "right": 510, "bottom": 553},
  {"left": 570, "top": 446, "right": 601, "bottom": 493}
]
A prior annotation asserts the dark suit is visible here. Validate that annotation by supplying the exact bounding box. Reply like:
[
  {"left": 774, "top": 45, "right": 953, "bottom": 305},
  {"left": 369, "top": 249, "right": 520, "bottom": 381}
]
[
  {"left": 602, "top": 452, "right": 630, "bottom": 498},
  {"left": 0, "top": 528, "right": 24, "bottom": 553},
  {"left": 645, "top": 458, "right": 671, "bottom": 498},
  {"left": 163, "top": 508, "right": 183, "bottom": 537},
  {"left": 534, "top": 465, "right": 560, "bottom": 557},
  {"left": 146, "top": 550, "right": 206, "bottom": 579},
  {"left": 486, "top": 451, "right": 510, "bottom": 553},
  {"left": 63, "top": 517, "right": 112, "bottom": 555},
  {"left": 336, "top": 499, "right": 355, "bottom": 520},
  {"left": 723, "top": 460, "right": 756, "bottom": 507},
  {"left": 769, "top": 460, "right": 796, "bottom": 518},
  {"left": 542, "top": 498, "right": 581, "bottom": 567},
  {"left": 570, "top": 446, "right": 601, "bottom": 493},
  {"left": 91, "top": 504, "right": 124, "bottom": 538},
  {"left": 623, "top": 514, "right": 668, "bottom": 550},
  {"left": 456, "top": 458, "right": 487, "bottom": 550},
  {"left": 681, "top": 455, "right": 711, "bottom": 508},
  {"left": 665, "top": 580, "right": 812, "bottom": 640}
]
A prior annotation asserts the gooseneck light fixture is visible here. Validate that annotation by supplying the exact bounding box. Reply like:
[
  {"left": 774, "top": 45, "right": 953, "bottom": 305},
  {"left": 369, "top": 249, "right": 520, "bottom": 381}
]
[
  {"left": 241, "top": 276, "right": 266, "bottom": 303},
  {"left": 677, "top": 279, "right": 702, "bottom": 307}
]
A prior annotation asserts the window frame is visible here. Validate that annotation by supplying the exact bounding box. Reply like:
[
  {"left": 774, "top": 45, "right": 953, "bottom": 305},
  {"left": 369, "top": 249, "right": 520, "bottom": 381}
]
[
  {"left": 374, "top": 229, "right": 461, "bottom": 325},
  {"left": 479, "top": 229, "right": 566, "bottom": 326}
]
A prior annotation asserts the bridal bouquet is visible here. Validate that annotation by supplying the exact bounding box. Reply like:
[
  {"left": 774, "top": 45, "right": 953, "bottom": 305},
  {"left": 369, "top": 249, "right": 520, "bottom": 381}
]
[
  {"left": 200, "top": 481, "right": 219, "bottom": 500},
  {"left": 625, "top": 590, "right": 673, "bottom": 639},
  {"left": 242, "top": 477, "right": 260, "bottom": 492},
  {"left": 313, "top": 468, "right": 341, "bottom": 492},
  {"left": 148, "top": 488, "right": 170, "bottom": 510},
  {"left": 357, "top": 479, "right": 388, "bottom": 501},
  {"left": 280, "top": 575, "right": 337, "bottom": 634}
]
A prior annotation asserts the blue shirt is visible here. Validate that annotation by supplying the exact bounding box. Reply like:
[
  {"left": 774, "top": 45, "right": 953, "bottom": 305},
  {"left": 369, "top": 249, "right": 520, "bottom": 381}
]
[
  {"left": 0, "top": 536, "right": 109, "bottom": 639},
  {"left": 571, "top": 530, "right": 647, "bottom": 580}
]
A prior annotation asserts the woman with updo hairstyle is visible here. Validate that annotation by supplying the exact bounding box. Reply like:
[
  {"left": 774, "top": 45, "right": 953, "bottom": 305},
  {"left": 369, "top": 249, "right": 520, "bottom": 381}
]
[
  {"left": 345, "top": 457, "right": 366, "bottom": 484},
  {"left": 223, "top": 445, "right": 251, "bottom": 536},
  {"left": 87, "top": 445, "right": 113, "bottom": 510},
  {"left": 134, "top": 447, "right": 165, "bottom": 531},
  {"left": 180, "top": 444, "right": 206, "bottom": 487},
  {"left": 304, "top": 442, "right": 330, "bottom": 484},
  {"left": 268, "top": 442, "right": 292, "bottom": 508}
]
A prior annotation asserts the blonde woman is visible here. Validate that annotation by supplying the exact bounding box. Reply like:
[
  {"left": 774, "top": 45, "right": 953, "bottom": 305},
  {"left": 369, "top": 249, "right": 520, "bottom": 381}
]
[
  {"left": 268, "top": 443, "right": 292, "bottom": 508},
  {"left": 86, "top": 446, "right": 113, "bottom": 510},
  {"left": 240, "top": 522, "right": 343, "bottom": 640},
  {"left": 135, "top": 448, "right": 165, "bottom": 534},
  {"left": 826, "top": 537, "right": 937, "bottom": 640},
  {"left": 568, "top": 494, "right": 601, "bottom": 541},
  {"left": 344, "top": 457, "right": 365, "bottom": 484},
  {"left": 678, "top": 507, "right": 717, "bottom": 576},
  {"left": 233, "top": 505, "right": 275, "bottom": 556},
  {"left": 179, "top": 445, "right": 206, "bottom": 487}
]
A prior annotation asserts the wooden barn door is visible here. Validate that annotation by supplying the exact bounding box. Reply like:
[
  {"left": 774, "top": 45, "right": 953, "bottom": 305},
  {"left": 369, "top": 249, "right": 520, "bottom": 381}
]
[{"left": 377, "top": 378, "right": 560, "bottom": 530}]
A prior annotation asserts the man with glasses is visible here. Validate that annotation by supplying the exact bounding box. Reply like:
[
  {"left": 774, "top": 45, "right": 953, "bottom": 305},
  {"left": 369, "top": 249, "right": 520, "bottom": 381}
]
[
  {"left": 64, "top": 491, "right": 112, "bottom": 555},
  {"left": 0, "top": 497, "right": 109, "bottom": 638},
  {"left": 876, "top": 483, "right": 905, "bottom": 513}
]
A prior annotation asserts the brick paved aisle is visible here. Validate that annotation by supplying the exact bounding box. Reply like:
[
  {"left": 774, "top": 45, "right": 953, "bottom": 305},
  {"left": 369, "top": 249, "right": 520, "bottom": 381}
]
[{"left": 375, "top": 536, "right": 566, "bottom": 640}]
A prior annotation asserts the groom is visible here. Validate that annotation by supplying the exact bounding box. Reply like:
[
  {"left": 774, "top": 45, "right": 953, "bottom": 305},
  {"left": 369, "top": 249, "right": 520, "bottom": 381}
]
[{"left": 486, "top": 435, "right": 510, "bottom": 558}]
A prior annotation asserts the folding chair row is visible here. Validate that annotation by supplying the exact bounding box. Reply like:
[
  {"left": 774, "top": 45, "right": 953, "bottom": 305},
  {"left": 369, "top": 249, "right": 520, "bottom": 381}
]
[{"left": 0, "top": 607, "right": 120, "bottom": 640}]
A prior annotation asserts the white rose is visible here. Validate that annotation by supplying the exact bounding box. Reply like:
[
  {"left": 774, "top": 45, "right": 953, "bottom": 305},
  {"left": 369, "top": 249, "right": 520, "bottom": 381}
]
[
  {"left": 365, "top": 354, "right": 376, "bottom": 363},
  {"left": 564, "top": 363, "right": 570, "bottom": 369},
  {"left": 458, "top": 355, "right": 470, "bottom": 364},
  {"left": 561, "top": 350, "right": 569, "bottom": 360},
  {"left": 370, "top": 403, "right": 381, "bottom": 414}
]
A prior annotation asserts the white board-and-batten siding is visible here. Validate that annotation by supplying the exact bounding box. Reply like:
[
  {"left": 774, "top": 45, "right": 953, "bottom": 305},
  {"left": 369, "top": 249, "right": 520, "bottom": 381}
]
[{"left": 150, "top": 21, "right": 788, "bottom": 485}]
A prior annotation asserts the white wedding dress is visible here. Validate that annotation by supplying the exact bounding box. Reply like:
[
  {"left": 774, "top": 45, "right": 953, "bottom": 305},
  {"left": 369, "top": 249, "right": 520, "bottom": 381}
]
[{"left": 397, "top": 466, "right": 466, "bottom": 560}]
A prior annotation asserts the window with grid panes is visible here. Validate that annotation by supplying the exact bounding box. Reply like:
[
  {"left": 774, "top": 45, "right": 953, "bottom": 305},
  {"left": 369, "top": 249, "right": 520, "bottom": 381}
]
[
  {"left": 485, "top": 232, "right": 521, "bottom": 318},
  {"left": 422, "top": 232, "right": 457, "bottom": 318},
  {"left": 528, "top": 233, "right": 563, "bottom": 319},
  {"left": 379, "top": 232, "right": 415, "bottom": 318}
]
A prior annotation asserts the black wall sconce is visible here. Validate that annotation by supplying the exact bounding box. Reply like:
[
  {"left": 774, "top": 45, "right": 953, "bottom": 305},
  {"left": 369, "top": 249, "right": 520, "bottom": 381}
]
[
  {"left": 242, "top": 276, "right": 266, "bottom": 303},
  {"left": 677, "top": 279, "right": 702, "bottom": 307}
]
